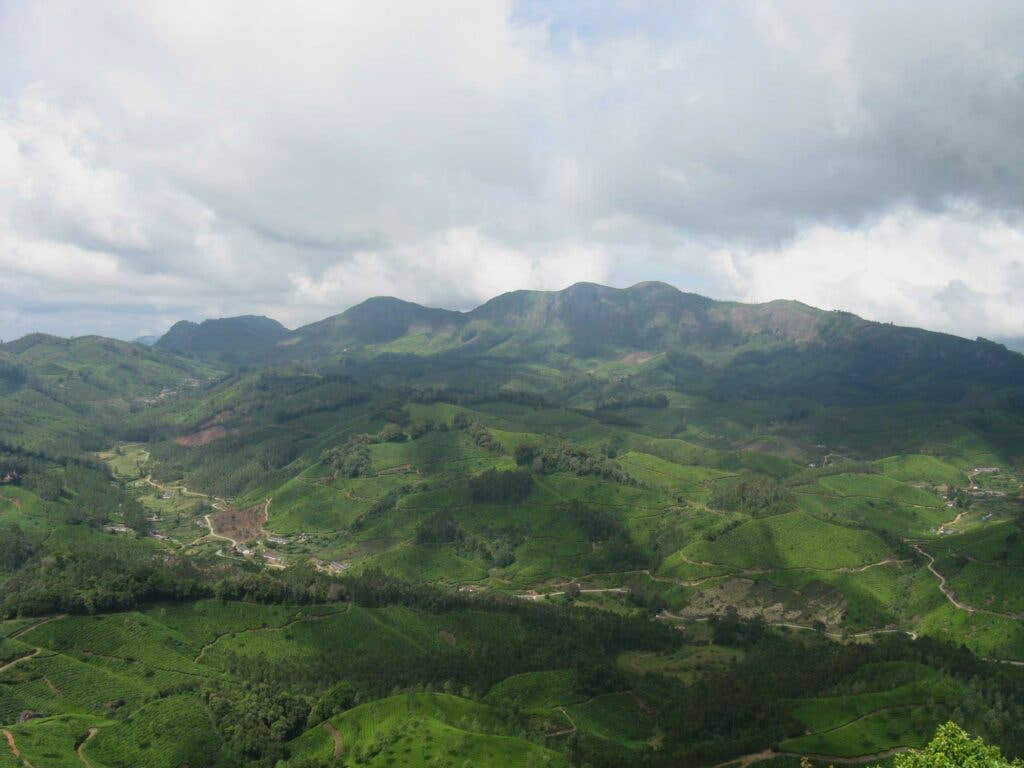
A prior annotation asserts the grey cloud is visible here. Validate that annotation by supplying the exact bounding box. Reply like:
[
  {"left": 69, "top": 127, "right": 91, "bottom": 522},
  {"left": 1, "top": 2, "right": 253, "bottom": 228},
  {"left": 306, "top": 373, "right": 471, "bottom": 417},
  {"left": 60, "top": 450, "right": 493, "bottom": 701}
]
[{"left": 1, "top": 1, "right": 1023, "bottom": 340}]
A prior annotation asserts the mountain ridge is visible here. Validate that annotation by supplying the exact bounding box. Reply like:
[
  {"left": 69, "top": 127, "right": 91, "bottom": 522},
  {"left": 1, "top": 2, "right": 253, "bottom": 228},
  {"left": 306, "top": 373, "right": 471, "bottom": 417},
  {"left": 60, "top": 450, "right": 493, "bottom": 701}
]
[{"left": 145, "top": 282, "right": 1023, "bottom": 378}]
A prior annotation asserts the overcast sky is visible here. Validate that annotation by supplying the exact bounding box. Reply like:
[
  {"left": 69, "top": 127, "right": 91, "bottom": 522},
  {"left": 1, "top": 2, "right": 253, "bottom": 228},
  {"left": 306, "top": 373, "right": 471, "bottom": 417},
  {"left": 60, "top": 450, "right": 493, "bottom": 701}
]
[{"left": 1, "top": 1, "right": 1023, "bottom": 342}]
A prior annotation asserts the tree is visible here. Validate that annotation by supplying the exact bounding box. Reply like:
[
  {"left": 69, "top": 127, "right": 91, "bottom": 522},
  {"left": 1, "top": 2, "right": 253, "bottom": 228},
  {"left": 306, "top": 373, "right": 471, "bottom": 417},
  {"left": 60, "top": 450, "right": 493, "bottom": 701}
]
[
  {"left": 889, "top": 722, "right": 1022, "bottom": 768},
  {"left": 122, "top": 499, "right": 152, "bottom": 537},
  {"left": 514, "top": 443, "right": 537, "bottom": 466},
  {"left": 0, "top": 522, "right": 32, "bottom": 570},
  {"left": 378, "top": 423, "right": 407, "bottom": 442}
]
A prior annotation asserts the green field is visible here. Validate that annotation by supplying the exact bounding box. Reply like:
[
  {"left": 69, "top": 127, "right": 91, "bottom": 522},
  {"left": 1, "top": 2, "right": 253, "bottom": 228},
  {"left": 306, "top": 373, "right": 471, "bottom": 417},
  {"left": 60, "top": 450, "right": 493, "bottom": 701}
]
[
  {"left": 289, "top": 693, "right": 569, "bottom": 767},
  {"left": 682, "top": 511, "right": 892, "bottom": 571}
]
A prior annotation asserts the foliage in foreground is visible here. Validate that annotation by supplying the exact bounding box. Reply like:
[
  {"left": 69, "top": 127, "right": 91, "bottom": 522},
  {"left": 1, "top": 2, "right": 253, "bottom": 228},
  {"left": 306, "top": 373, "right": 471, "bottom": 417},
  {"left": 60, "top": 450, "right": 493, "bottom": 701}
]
[{"left": 890, "top": 722, "right": 1023, "bottom": 768}]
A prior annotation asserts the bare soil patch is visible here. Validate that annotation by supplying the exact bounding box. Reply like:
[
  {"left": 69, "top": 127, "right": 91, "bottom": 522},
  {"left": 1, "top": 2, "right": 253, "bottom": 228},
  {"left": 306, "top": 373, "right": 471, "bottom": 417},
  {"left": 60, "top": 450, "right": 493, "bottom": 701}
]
[
  {"left": 175, "top": 425, "right": 236, "bottom": 447},
  {"left": 621, "top": 351, "right": 653, "bottom": 365},
  {"left": 208, "top": 409, "right": 234, "bottom": 425},
  {"left": 207, "top": 502, "right": 268, "bottom": 544},
  {"left": 377, "top": 463, "right": 416, "bottom": 475},
  {"left": 324, "top": 723, "right": 344, "bottom": 757},
  {"left": 680, "top": 577, "right": 846, "bottom": 628},
  {"left": 3, "top": 729, "right": 20, "bottom": 759}
]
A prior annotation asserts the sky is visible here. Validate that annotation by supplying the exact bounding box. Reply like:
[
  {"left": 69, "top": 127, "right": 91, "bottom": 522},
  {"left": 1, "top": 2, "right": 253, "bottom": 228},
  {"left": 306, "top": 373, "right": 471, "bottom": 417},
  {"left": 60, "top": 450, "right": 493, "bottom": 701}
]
[{"left": 1, "top": 1, "right": 1023, "bottom": 342}]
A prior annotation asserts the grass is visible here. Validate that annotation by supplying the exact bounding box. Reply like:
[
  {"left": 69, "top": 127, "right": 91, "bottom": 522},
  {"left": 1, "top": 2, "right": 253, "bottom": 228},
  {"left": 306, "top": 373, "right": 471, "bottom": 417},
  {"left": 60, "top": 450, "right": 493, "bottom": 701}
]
[
  {"left": 144, "top": 600, "right": 312, "bottom": 644},
  {"left": 99, "top": 443, "right": 150, "bottom": 480},
  {"left": 19, "top": 613, "right": 208, "bottom": 688},
  {"left": 198, "top": 606, "right": 436, "bottom": 690},
  {"left": 780, "top": 706, "right": 936, "bottom": 757},
  {"left": 371, "top": 429, "right": 513, "bottom": 476},
  {"left": 0, "top": 649, "right": 153, "bottom": 723},
  {"left": 930, "top": 519, "right": 1024, "bottom": 565},
  {"left": 0, "top": 486, "right": 52, "bottom": 539},
  {"left": 682, "top": 511, "right": 892, "bottom": 571},
  {"left": 265, "top": 475, "right": 359, "bottom": 533},
  {"left": 288, "top": 692, "right": 568, "bottom": 768},
  {"left": 877, "top": 454, "right": 967, "bottom": 486},
  {"left": 563, "top": 691, "right": 658, "bottom": 749},
  {"left": 936, "top": 557, "right": 1024, "bottom": 614},
  {"left": 616, "top": 645, "right": 744, "bottom": 684},
  {"left": 484, "top": 669, "right": 580, "bottom": 712},
  {"left": 616, "top": 451, "right": 729, "bottom": 502},
  {"left": 914, "top": 604, "right": 1024, "bottom": 661},
  {"left": 85, "top": 694, "right": 220, "bottom": 768},
  {"left": 788, "top": 675, "right": 959, "bottom": 734},
  {"left": 358, "top": 543, "right": 491, "bottom": 584},
  {"left": 815, "top": 473, "right": 943, "bottom": 508},
  {"left": 0, "top": 713, "right": 109, "bottom": 768}
]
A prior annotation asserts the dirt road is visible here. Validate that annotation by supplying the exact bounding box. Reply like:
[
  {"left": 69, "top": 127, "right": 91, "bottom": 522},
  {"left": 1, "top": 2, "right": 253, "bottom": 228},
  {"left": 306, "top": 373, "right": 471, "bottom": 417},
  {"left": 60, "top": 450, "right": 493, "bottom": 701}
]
[
  {"left": 710, "top": 746, "right": 907, "bottom": 768},
  {"left": 0, "top": 648, "right": 41, "bottom": 673},
  {"left": 77, "top": 728, "right": 98, "bottom": 768},
  {"left": 324, "top": 723, "right": 344, "bottom": 757},
  {"left": 913, "top": 544, "right": 1024, "bottom": 620},
  {"left": 657, "top": 612, "right": 917, "bottom": 641},
  {"left": 517, "top": 587, "right": 630, "bottom": 601},
  {"left": 11, "top": 614, "right": 65, "bottom": 639},
  {"left": 3, "top": 729, "right": 19, "bottom": 758}
]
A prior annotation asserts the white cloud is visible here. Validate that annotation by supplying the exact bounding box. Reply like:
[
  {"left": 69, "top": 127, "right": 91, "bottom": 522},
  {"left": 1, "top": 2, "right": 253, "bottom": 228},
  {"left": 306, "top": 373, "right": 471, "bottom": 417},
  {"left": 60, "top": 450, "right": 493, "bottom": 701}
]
[
  {"left": 0, "top": 1, "right": 1023, "bottom": 340},
  {"left": 288, "top": 228, "right": 611, "bottom": 317},
  {"left": 707, "top": 204, "right": 1024, "bottom": 338}
]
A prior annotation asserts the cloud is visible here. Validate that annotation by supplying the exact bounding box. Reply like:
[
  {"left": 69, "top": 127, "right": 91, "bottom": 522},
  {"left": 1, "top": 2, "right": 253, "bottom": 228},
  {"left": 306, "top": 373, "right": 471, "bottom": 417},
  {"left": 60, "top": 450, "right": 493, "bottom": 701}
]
[
  {"left": 696, "top": 204, "right": 1024, "bottom": 338},
  {"left": 0, "top": 1, "right": 1023, "bottom": 340},
  {"left": 288, "top": 228, "right": 611, "bottom": 320}
]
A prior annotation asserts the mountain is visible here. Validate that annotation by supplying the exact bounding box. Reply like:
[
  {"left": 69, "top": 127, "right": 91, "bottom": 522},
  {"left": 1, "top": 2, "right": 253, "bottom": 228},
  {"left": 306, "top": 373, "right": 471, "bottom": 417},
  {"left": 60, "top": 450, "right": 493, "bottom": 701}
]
[
  {"left": 151, "top": 283, "right": 1024, "bottom": 409},
  {"left": 278, "top": 296, "right": 467, "bottom": 359},
  {"left": 156, "top": 315, "right": 289, "bottom": 365},
  {"left": 466, "top": 281, "right": 825, "bottom": 354},
  {"left": 133, "top": 334, "right": 159, "bottom": 346},
  {"left": 281, "top": 281, "right": 835, "bottom": 361}
]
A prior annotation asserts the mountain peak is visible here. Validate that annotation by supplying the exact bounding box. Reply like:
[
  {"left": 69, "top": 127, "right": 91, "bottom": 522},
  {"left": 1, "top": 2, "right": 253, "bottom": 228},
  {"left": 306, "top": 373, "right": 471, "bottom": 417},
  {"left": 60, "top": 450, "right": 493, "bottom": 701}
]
[{"left": 156, "top": 315, "right": 288, "bottom": 364}]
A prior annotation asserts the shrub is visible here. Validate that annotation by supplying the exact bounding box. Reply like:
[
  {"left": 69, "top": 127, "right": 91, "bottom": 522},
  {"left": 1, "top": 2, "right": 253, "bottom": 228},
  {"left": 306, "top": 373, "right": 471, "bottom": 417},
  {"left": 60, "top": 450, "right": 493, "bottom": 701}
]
[
  {"left": 415, "top": 510, "right": 462, "bottom": 544},
  {"left": 469, "top": 469, "right": 533, "bottom": 503},
  {"left": 514, "top": 443, "right": 537, "bottom": 466},
  {"left": 709, "top": 473, "right": 794, "bottom": 516},
  {"left": 378, "top": 423, "right": 407, "bottom": 443}
]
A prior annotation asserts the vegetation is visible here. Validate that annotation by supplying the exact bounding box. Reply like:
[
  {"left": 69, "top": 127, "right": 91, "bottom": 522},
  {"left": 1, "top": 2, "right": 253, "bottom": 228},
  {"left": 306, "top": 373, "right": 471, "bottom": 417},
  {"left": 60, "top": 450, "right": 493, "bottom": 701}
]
[{"left": 0, "top": 282, "right": 1023, "bottom": 766}]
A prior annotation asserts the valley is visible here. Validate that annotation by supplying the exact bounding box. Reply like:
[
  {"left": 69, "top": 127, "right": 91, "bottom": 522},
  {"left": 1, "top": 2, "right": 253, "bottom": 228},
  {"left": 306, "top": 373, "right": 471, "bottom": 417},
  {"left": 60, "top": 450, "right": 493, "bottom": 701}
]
[{"left": 1, "top": 282, "right": 1023, "bottom": 767}]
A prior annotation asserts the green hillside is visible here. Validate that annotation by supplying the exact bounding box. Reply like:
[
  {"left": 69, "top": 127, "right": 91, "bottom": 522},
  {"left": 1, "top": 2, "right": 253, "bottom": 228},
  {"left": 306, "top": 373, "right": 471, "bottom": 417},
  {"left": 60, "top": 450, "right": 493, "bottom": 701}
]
[{"left": 0, "top": 282, "right": 1022, "bottom": 766}]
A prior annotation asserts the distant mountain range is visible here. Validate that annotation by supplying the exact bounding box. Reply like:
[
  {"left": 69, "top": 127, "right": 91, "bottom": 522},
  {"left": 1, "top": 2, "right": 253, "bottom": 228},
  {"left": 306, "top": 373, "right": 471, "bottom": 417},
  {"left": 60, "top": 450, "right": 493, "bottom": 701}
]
[{"left": 139, "top": 282, "right": 1023, "bottom": 405}]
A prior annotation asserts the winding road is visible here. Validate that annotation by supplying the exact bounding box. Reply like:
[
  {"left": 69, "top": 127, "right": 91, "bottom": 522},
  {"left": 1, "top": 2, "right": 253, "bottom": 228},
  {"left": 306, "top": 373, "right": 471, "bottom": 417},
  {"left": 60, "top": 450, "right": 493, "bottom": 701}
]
[
  {"left": 76, "top": 728, "right": 98, "bottom": 768},
  {"left": 913, "top": 544, "right": 1024, "bottom": 620},
  {"left": 710, "top": 746, "right": 908, "bottom": 768}
]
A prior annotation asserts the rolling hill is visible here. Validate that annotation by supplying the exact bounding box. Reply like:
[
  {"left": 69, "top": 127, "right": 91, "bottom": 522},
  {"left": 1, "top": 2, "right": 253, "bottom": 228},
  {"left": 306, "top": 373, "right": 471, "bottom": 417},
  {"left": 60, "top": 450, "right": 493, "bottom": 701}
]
[{"left": 1, "top": 281, "right": 1023, "bottom": 767}]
